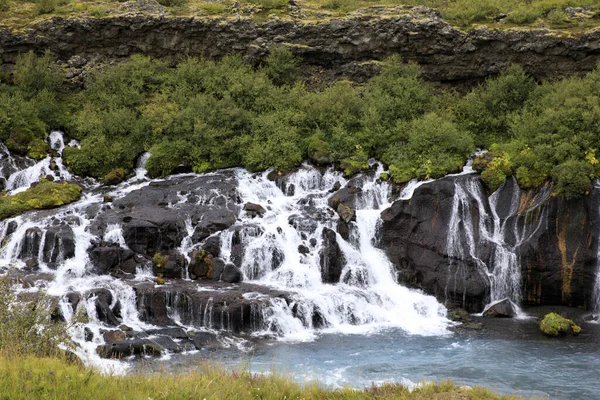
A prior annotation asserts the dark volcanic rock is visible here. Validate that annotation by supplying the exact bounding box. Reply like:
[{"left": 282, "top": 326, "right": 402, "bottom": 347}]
[
  {"left": 380, "top": 174, "right": 600, "bottom": 313},
  {"left": 243, "top": 202, "right": 266, "bottom": 217},
  {"left": 43, "top": 225, "right": 76, "bottom": 267},
  {"left": 483, "top": 298, "right": 518, "bottom": 318},
  {"left": 18, "top": 227, "right": 43, "bottom": 260},
  {"left": 89, "top": 244, "right": 139, "bottom": 275},
  {"left": 133, "top": 280, "right": 290, "bottom": 332},
  {"left": 319, "top": 227, "right": 345, "bottom": 283},
  {"left": 221, "top": 262, "right": 242, "bottom": 283},
  {"left": 90, "top": 173, "right": 240, "bottom": 257},
  {"left": 380, "top": 176, "right": 492, "bottom": 312}
]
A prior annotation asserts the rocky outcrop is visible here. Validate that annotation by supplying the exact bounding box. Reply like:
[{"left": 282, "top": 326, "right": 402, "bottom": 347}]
[
  {"left": 3, "top": 8, "right": 600, "bottom": 88},
  {"left": 133, "top": 280, "right": 290, "bottom": 332},
  {"left": 319, "top": 227, "right": 345, "bottom": 283},
  {"left": 89, "top": 172, "right": 240, "bottom": 257},
  {"left": 379, "top": 174, "right": 600, "bottom": 313}
]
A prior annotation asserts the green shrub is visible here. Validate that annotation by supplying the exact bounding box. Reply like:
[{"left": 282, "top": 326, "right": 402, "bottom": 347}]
[
  {"left": 13, "top": 50, "right": 63, "bottom": 97},
  {"left": 456, "top": 64, "right": 535, "bottom": 147},
  {"left": 157, "top": 0, "right": 187, "bottom": 7},
  {"left": 243, "top": 112, "right": 302, "bottom": 172},
  {"left": 385, "top": 113, "right": 474, "bottom": 183},
  {"left": 0, "top": 180, "right": 82, "bottom": 220},
  {"left": 540, "top": 312, "right": 581, "bottom": 336},
  {"left": 552, "top": 160, "right": 595, "bottom": 199},
  {"left": 200, "top": 2, "right": 227, "bottom": 14},
  {"left": 35, "top": 0, "right": 57, "bottom": 15},
  {"left": 263, "top": 46, "right": 300, "bottom": 87},
  {"left": 0, "top": 0, "right": 9, "bottom": 12}
]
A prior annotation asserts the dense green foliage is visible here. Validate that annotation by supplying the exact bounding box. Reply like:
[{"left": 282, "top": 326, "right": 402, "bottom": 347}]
[
  {"left": 539, "top": 312, "right": 581, "bottom": 336},
  {"left": 3, "top": 50, "right": 600, "bottom": 198},
  {"left": 0, "top": 180, "right": 82, "bottom": 220}
]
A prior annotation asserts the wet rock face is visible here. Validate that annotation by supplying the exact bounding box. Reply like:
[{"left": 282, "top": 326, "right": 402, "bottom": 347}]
[
  {"left": 319, "top": 227, "right": 345, "bottom": 284},
  {"left": 516, "top": 187, "right": 600, "bottom": 308},
  {"left": 379, "top": 175, "right": 600, "bottom": 313},
  {"left": 380, "top": 176, "right": 491, "bottom": 312},
  {"left": 89, "top": 244, "right": 140, "bottom": 276},
  {"left": 90, "top": 172, "right": 240, "bottom": 257},
  {"left": 3, "top": 10, "right": 600, "bottom": 88},
  {"left": 133, "top": 280, "right": 289, "bottom": 332}
]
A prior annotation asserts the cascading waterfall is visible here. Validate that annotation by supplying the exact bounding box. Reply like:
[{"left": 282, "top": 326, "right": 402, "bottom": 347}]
[
  {"left": 444, "top": 175, "right": 549, "bottom": 314},
  {"left": 0, "top": 137, "right": 452, "bottom": 372},
  {"left": 225, "top": 163, "right": 449, "bottom": 340},
  {"left": 5, "top": 131, "right": 72, "bottom": 194}
]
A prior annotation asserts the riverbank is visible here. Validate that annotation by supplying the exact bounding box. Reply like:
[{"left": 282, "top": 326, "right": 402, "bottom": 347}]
[{"left": 0, "top": 353, "right": 525, "bottom": 399}]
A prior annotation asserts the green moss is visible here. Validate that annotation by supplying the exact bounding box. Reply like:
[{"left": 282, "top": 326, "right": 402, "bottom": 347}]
[
  {"left": 0, "top": 180, "right": 82, "bottom": 220},
  {"left": 103, "top": 167, "right": 128, "bottom": 185},
  {"left": 152, "top": 253, "right": 168, "bottom": 268},
  {"left": 540, "top": 312, "right": 581, "bottom": 336}
]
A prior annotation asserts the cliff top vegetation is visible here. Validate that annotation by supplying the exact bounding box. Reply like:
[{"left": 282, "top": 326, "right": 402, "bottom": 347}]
[{"left": 2, "top": 0, "right": 600, "bottom": 31}]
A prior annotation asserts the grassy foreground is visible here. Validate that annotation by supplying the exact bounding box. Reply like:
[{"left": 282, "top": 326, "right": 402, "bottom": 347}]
[{"left": 0, "top": 354, "right": 526, "bottom": 400}]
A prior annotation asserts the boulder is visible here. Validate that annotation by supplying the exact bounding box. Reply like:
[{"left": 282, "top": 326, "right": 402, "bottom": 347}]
[
  {"left": 43, "top": 225, "right": 76, "bottom": 267},
  {"left": 18, "top": 227, "right": 42, "bottom": 260},
  {"left": 243, "top": 202, "right": 266, "bottom": 217},
  {"left": 222, "top": 263, "right": 242, "bottom": 283},
  {"left": 319, "top": 227, "right": 344, "bottom": 283},
  {"left": 336, "top": 203, "right": 356, "bottom": 224},
  {"left": 97, "top": 339, "right": 162, "bottom": 358},
  {"left": 89, "top": 244, "right": 139, "bottom": 275},
  {"left": 540, "top": 312, "right": 581, "bottom": 336},
  {"left": 482, "top": 298, "right": 518, "bottom": 318}
]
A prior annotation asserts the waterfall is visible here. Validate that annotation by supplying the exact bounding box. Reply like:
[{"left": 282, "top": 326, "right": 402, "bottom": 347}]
[
  {"left": 443, "top": 175, "right": 550, "bottom": 313},
  {"left": 5, "top": 131, "right": 72, "bottom": 194},
  {"left": 225, "top": 163, "right": 449, "bottom": 339}
]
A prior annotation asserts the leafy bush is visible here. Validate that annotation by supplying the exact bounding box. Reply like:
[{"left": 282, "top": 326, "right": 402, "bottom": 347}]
[
  {"left": 385, "top": 113, "right": 474, "bottom": 183},
  {"left": 35, "top": 0, "right": 57, "bottom": 15},
  {"left": 552, "top": 160, "right": 595, "bottom": 199},
  {"left": 263, "top": 46, "right": 300, "bottom": 87},
  {"left": 540, "top": 312, "right": 581, "bottom": 336},
  {"left": 456, "top": 64, "right": 535, "bottom": 147},
  {"left": 13, "top": 50, "right": 63, "bottom": 97},
  {"left": 0, "top": 0, "right": 9, "bottom": 12}
]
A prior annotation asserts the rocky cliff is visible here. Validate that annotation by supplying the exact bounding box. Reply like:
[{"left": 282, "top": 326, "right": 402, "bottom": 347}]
[
  {"left": 2, "top": 7, "right": 600, "bottom": 86},
  {"left": 380, "top": 175, "right": 600, "bottom": 312}
]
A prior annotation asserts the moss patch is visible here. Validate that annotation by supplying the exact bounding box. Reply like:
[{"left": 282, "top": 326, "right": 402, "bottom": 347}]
[
  {"left": 540, "top": 312, "right": 581, "bottom": 336},
  {"left": 0, "top": 179, "right": 82, "bottom": 220}
]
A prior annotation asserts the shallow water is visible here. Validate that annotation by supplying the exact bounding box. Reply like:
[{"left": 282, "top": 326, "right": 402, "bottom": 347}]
[{"left": 141, "top": 314, "right": 600, "bottom": 400}]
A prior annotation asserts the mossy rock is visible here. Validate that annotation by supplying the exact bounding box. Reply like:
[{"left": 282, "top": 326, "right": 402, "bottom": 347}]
[
  {"left": 0, "top": 179, "right": 82, "bottom": 220},
  {"left": 540, "top": 312, "right": 581, "bottom": 336},
  {"left": 103, "top": 168, "right": 128, "bottom": 185}
]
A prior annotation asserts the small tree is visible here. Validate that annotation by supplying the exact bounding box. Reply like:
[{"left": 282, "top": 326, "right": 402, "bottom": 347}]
[{"left": 263, "top": 46, "right": 300, "bottom": 87}]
